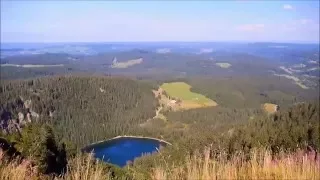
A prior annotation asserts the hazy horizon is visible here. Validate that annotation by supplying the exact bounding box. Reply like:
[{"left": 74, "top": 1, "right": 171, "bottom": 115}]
[
  {"left": 1, "top": 41, "right": 319, "bottom": 44},
  {"left": 1, "top": 1, "right": 319, "bottom": 43}
]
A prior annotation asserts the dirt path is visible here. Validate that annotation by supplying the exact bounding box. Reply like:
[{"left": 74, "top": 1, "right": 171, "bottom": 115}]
[{"left": 155, "top": 106, "right": 162, "bottom": 118}]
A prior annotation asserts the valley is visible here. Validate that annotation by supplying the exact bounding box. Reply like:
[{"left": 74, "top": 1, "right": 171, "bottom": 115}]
[
  {"left": 1, "top": 0, "right": 319, "bottom": 179},
  {"left": 0, "top": 42, "right": 319, "bottom": 180}
]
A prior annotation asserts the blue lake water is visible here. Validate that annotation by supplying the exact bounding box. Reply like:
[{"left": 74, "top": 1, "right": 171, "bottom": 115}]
[{"left": 82, "top": 137, "right": 168, "bottom": 167}]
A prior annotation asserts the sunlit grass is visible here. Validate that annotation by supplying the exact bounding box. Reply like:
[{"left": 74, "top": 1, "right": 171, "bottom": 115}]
[
  {"left": 152, "top": 148, "right": 320, "bottom": 180},
  {"left": 2, "top": 147, "right": 319, "bottom": 180},
  {"left": 0, "top": 150, "right": 111, "bottom": 180},
  {"left": 160, "top": 82, "right": 217, "bottom": 108}
]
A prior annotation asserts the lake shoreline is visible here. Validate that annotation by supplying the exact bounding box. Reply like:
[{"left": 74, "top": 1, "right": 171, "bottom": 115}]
[{"left": 82, "top": 135, "right": 172, "bottom": 151}]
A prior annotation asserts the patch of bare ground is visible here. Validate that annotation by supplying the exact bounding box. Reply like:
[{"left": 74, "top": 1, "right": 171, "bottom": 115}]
[{"left": 262, "top": 103, "right": 279, "bottom": 114}]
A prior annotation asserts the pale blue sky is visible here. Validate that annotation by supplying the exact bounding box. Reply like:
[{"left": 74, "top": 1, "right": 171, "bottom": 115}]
[{"left": 1, "top": 0, "right": 319, "bottom": 43}]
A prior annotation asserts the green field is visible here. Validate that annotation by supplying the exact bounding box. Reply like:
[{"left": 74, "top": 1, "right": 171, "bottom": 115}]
[
  {"left": 215, "top": 62, "right": 232, "bottom": 68},
  {"left": 160, "top": 82, "right": 216, "bottom": 105}
]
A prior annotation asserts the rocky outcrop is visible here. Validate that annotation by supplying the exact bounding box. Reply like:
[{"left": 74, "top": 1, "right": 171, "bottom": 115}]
[
  {"left": 30, "top": 111, "right": 39, "bottom": 121},
  {"left": 1, "top": 118, "right": 23, "bottom": 135},
  {"left": 0, "top": 137, "right": 21, "bottom": 160},
  {"left": 0, "top": 97, "right": 40, "bottom": 135},
  {"left": 24, "top": 99, "right": 32, "bottom": 109},
  {"left": 49, "top": 111, "right": 55, "bottom": 118},
  {"left": 18, "top": 112, "right": 24, "bottom": 122},
  {"left": 26, "top": 113, "right": 32, "bottom": 123},
  {"left": 99, "top": 87, "right": 106, "bottom": 93}
]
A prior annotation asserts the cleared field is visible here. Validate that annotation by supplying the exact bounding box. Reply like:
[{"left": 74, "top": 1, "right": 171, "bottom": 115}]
[
  {"left": 111, "top": 58, "right": 143, "bottom": 68},
  {"left": 160, "top": 82, "right": 217, "bottom": 109},
  {"left": 156, "top": 48, "right": 171, "bottom": 54},
  {"left": 263, "top": 103, "right": 278, "bottom": 113},
  {"left": 0, "top": 64, "right": 64, "bottom": 68},
  {"left": 216, "top": 62, "right": 231, "bottom": 68}
]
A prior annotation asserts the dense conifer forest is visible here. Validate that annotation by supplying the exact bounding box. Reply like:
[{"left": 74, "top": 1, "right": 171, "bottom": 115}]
[
  {"left": 0, "top": 75, "right": 319, "bottom": 179},
  {"left": 0, "top": 76, "right": 157, "bottom": 147},
  {"left": 1, "top": 1, "right": 319, "bottom": 178}
]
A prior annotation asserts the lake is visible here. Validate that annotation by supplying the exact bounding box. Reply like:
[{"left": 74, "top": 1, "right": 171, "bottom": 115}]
[{"left": 82, "top": 136, "right": 169, "bottom": 167}]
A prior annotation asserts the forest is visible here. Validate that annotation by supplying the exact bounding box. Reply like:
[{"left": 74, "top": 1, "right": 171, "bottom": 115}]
[
  {"left": 0, "top": 76, "right": 158, "bottom": 147},
  {"left": 0, "top": 50, "right": 292, "bottom": 80},
  {"left": 0, "top": 75, "right": 319, "bottom": 179},
  {"left": 1, "top": 0, "right": 319, "bottom": 178}
]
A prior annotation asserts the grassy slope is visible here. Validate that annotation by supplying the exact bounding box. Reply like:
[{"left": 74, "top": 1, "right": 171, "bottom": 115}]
[
  {"left": 160, "top": 82, "right": 217, "bottom": 106},
  {"left": 152, "top": 148, "right": 320, "bottom": 180},
  {"left": 0, "top": 152, "right": 112, "bottom": 180},
  {"left": 2, "top": 148, "right": 318, "bottom": 180}
]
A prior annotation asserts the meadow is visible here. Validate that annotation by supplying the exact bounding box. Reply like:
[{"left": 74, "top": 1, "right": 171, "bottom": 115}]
[
  {"left": 111, "top": 58, "right": 143, "bottom": 68},
  {"left": 215, "top": 62, "right": 232, "bottom": 68},
  {"left": 160, "top": 82, "right": 217, "bottom": 109}
]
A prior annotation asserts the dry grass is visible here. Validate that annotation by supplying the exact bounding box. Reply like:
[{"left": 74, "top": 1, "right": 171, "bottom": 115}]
[
  {"left": 0, "top": 149, "right": 39, "bottom": 180},
  {"left": 58, "top": 153, "right": 110, "bottom": 180},
  {"left": 0, "top": 149, "right": 111, "bottom": 180},
  {"left": 2, "top": 147, "right": 319, "bottom": 180},
  {"left": 0, "top": 159, "right": 39, "bottom": 180},
  {"left": 152, "top": 148, "right": 320, "bottom": 180}
]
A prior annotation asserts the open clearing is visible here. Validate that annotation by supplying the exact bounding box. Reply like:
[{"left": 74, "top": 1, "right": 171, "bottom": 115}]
[
  {"left": 262, "top": 103, "right": 278, "bottom": 114},
  {"left": 0, "top": 64, "right": 64, "bottom": 68},
  {"left": 160, "top": 82, "right": 217, "bottom": 109},
  {"left": 111, "top": 58, "right": 143, "bottom": 68},
  {"left": 216, "top": 62, "right": 231, "bottom": 68},
  {"left": 156, "top": 48, "right": 171, "bottom": 54},
  {"left": 140, "top": 82, "right": 217, "bottom": 130},
  {"left": 199, "top": 48, "right": 213, "bottom": 54}
]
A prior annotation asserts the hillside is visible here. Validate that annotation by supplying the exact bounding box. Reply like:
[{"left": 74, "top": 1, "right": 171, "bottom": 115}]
[
  {"left": 1, "top": 48, "right": 318, "bottom": 93},
  {"left": 0, "top": 76, "right": 157, "bottom": 147},
  {"left": 0, "top": 65, "right": 319, "bottom": 180},
  {"left": 0, "top": 50, "right": 280, "bottom": 80},
  {"left": 132, "top": 102, "right": 320, "bottom": 179},
  {"left": 1, "top": 0, "right": 320, "bottom": 179},
  {"left": 1, "top": 95, "right": 319, "bottom": 179}
]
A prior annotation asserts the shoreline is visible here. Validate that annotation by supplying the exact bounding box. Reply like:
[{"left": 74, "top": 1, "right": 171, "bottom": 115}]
[{"left": 82, "top": 135, "right": 172, "bottom": 150}]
